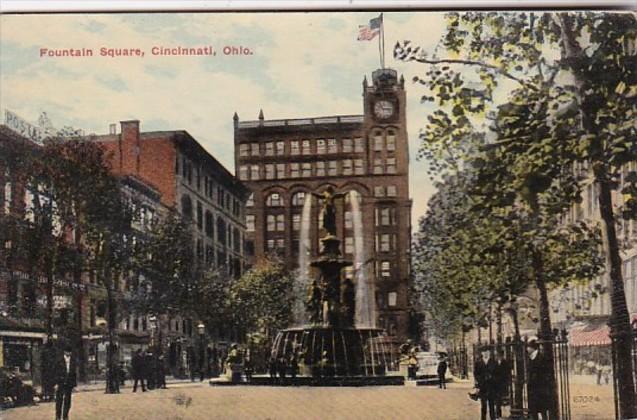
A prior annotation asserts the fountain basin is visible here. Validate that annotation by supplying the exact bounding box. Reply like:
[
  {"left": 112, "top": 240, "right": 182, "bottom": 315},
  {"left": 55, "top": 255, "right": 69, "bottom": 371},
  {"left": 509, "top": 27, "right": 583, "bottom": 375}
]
[{"left": 271, "top": 326, "right": 397, "bottom": 378}]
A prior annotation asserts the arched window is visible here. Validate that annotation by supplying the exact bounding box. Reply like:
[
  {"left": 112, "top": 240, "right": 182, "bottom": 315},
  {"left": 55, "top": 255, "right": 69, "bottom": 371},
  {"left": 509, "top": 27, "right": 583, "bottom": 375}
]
[
  {"left": 291, "top": 191, "right": 307, "bottom": 206},
  {"left": 266, "top": 192, "right": 283, "bottom": 207},
  {"left": 344, "top": 190, "right": 362, "bottom": 205},
  {"left": 216, "top": 217, "right": 226, "bottom": 245},
  {"left": 181, "top": 194, "right": 193, "bottom": 220}
]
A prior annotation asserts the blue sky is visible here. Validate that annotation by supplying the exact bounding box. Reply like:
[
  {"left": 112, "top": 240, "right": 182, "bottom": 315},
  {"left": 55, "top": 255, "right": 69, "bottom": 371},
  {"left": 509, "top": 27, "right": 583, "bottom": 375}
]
[{"left": 0, "top": 12, "right": 446, "bottom": 226}]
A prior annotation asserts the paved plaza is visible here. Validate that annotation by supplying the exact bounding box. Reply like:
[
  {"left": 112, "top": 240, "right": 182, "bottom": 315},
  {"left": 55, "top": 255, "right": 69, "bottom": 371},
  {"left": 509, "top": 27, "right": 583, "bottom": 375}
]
[{"left": 2, "top": 382, "right": 614, "bottom": 420}]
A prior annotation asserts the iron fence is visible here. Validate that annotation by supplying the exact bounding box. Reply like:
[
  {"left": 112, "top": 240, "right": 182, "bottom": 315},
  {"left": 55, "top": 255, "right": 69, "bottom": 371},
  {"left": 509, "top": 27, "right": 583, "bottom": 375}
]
[
  {"left": 610, "top": 321, "right": 637, "bottom": 420},
  {"left": 472, "top": 329, "right": 571, "bottom": 420}
]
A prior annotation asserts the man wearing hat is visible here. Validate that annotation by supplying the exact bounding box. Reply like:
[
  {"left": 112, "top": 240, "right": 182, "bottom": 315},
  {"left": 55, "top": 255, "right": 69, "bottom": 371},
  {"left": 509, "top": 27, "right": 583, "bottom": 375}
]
[
  {"left": 54, "top": 346, "right": 77, "bottom": 420},
  {"left": 473, "top": 345, "right": 497, "bottom": 420},
  {"left": 526, "top": 340, "right": 551, "bottom": 420}
]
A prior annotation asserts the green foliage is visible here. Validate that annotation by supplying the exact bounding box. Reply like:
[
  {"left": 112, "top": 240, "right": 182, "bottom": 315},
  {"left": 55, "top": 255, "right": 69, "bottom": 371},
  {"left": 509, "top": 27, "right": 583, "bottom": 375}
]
[
  {"left": 398, "top": 12, "right": 633, "bottom": 343},
  {"left": 135, "top": 210, "right": 197, "bottom": 316},
  {"left": 230, "top": 259, "right": 293, "bottom": 342}
]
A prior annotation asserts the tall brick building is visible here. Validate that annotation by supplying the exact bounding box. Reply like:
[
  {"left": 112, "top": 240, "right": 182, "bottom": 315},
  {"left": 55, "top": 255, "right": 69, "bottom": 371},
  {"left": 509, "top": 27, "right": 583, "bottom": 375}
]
[
  {"left": 234, "top": 68, "right": 412, "bottom": 339},
  {"left": 94, "top": 120, "right": 250, "bottom": 368}
]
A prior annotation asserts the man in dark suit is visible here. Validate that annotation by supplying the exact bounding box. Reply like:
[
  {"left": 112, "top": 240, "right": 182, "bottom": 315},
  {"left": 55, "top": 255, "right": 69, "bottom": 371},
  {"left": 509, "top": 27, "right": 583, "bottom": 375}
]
[
  {"left": 527, "top": 340, "right": 551, "bottom": 420},
  {"left": 493, "top": 350, "right": 511, "bottom": 419},
  {"left": 54, "top": 346, "right": 76, "bottom": 420},
  {"left": 131, "top": 348, "right": 146, "bottom": 392},
  {"left": 474, "top": 346, "right": 497, "bottom": 420},
  {"left": 437, "top": 354, "right": 448, "bottom": 389}
]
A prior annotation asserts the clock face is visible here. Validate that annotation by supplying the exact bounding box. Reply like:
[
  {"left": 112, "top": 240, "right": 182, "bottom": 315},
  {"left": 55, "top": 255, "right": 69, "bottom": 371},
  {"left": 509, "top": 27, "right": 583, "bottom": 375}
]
[{"left": 374, "top": 100, "right": 395, "bottom": 119}]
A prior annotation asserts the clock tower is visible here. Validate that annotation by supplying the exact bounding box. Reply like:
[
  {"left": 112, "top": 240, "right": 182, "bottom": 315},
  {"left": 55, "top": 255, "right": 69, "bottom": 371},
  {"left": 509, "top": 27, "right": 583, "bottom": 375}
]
[{"left": 364, "top": 68, "right": 406, "bottom": 126}]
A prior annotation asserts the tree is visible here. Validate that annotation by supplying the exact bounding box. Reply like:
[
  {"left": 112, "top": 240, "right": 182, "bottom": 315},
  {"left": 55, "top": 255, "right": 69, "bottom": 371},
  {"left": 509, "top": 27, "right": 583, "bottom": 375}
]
[
  {"left": 134, "top": 210, "right": 197, "bottom": 317},
  {"left": 396, "top": 11, "right": 636, "bottom": 417},
  {"left": 413, "top": 169, "right": 602, "bottom": 342},
  {"left": 229, "top": 259, "right": 293, "bottom": 356}
]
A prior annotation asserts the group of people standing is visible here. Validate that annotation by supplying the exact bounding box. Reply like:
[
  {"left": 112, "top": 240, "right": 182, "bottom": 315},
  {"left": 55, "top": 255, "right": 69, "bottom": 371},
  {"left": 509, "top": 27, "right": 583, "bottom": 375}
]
[
  {"left": 130, "top": 348, "right": 166, "bottom": 392},
  {"left": 473, "top": 346, "right": 511, "bottom": 420},
  {"left": 473, "top": 340, "right": 552, "bottom": 420},
  {"left": 268, "top": 353, "right": 299, "bottom": 382}
]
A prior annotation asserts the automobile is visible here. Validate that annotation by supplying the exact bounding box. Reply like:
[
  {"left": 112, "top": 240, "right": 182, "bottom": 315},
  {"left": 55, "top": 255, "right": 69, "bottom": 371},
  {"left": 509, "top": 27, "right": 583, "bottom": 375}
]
[{"left": 414, "top": 351, "right": 449, "bottom": 383}]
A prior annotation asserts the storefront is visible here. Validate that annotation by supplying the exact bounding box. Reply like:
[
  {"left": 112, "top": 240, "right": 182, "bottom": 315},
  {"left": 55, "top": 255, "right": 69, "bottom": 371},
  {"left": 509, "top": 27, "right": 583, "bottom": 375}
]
[
  {"left": 0, "top": 317, "right": 46, "bottom": 387},
  {"left": 568, "top": 318, "right": 611, "bottom": 376}
]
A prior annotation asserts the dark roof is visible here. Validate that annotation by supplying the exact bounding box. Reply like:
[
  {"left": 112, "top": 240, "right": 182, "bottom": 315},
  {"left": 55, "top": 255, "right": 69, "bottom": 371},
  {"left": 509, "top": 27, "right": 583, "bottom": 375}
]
[{"left": 92, "top": 129, "right": 249, "bottom": 199}]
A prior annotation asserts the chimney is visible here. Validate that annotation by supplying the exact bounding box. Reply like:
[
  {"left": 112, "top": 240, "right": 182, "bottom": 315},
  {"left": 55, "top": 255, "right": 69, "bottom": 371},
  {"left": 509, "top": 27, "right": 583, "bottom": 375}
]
[
  {"left": 233, "top": 112, "right": 239, "bottom": 129},
  {"left": 109, "top": 123, "right": 117, "bottom": 135},
  {"left": 120, "top": 120, "right": 141, "bottom": 175},
  {"left": 258, "top": 109, "right": 264, "bottom": 126}
]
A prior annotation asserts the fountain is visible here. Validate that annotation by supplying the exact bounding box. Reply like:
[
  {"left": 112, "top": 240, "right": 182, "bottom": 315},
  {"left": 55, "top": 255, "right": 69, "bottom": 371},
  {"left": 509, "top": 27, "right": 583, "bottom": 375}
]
[
  {"left": 291, "top": 195, "right": 313, "bottom": 325},
  {"left": 270, "top": 187, "right": 401, "bottom": 385}
]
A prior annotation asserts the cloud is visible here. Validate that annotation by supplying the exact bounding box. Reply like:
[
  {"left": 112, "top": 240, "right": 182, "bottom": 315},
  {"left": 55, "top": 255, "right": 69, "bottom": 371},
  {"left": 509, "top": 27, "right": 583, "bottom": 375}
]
[{"left": 0, "top": 11, "right": 447, "bottom": 226}]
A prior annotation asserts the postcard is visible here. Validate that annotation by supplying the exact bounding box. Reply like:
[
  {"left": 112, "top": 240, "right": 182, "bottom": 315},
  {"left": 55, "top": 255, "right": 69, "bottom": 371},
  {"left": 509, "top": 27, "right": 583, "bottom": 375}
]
[{"left": 0, "top": 9, "right": 635, "bottom": 420}]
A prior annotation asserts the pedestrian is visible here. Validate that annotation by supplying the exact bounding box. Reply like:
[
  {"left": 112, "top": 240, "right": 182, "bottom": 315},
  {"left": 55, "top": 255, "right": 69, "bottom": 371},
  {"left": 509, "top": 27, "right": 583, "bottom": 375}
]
[
  {"left": 595, "top": 361, "right": 603, "bottom": 385},
  {"left": 156, "top": 355, "right": 167, "bottom": 389},
  {"left": 437, "top": 353, "right": 448, "bottom": 389},
  {"left": 278, "top": 355, "right": 287, "bottom": 383},
  {"left": 244, "top": 356, "right": 254, "bottom": 382},
  {"left": 54, "top": 346, "right": 76, "bottom": 420},
  {"left": 131, "top": 349, "right": 146, "bottom": 392},
  {"left": 145, "top": 350, "right": 156, "bottom": 390},
  {"left": 602, "top": 364, "right": 611, "bottom": 385},
  {"left": 493, "top": 350, "right": 510, "bottom": 419},
  {"left": 117, "top": 361, "right": 127, "bottom": 386},
  {"left": 473, "top": 346, "right": 497, "bottom": 420},
  {"left": 268, "top": 355, "right": 278, "bottom": 381},
  {"left": 526, "top": 340, "right": 551, "bottom": 420},
  {"left": 288, "top": 352, "right": 298, "bottom": 380}
]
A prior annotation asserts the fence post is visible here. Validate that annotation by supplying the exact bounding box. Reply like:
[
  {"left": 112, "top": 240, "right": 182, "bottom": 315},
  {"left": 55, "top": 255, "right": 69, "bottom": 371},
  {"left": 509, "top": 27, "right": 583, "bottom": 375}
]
[{"left": 509, "top": 335, "right": 525, "bottom": 419}]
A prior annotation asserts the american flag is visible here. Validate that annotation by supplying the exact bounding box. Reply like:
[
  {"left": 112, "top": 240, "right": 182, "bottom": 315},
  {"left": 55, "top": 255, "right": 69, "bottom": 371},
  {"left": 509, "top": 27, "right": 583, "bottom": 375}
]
[{"left": 357, "top": 15, "right": 382, "bottom": 41}]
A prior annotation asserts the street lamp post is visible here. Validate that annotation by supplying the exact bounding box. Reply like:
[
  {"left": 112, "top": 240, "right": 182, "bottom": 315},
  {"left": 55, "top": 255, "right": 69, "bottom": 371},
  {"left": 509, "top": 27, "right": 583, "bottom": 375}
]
[
  {"left": 149, "top": 316, "right": 157, "bottom": 349},
  {"left": 197, "top": 322, "right": 206, "bottom": 382}
]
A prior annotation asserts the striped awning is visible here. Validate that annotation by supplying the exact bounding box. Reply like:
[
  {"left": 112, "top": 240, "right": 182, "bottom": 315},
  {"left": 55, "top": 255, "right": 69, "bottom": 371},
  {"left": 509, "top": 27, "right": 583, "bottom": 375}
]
[{"left": 569, "top": 323, "right": 611, "bottom": 347}]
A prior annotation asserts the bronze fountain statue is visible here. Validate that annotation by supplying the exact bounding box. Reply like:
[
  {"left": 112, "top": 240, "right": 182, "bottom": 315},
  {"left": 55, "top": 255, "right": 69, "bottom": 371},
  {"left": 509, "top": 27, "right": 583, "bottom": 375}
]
[{"left": 269, "top": 187, "right": 394, "bottom": 381}]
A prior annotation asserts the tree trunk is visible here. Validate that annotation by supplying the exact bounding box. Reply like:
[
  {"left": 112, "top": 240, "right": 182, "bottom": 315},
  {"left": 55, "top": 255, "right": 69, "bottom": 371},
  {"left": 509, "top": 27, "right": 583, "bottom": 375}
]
[
  {"left": 594, "top": 165, "right": 637, "bottom": 419},
  {"left": 496, "top": 303, "right": 503, "bottom": 345},
  {"left": 75, "top": 273, "right": 86, "bottom": 383},
  {"left": 509, "top": 308, "right": 525, "bottom": 419},
  {"left": 529, "top": 192, "right": 559, "bottom": 419},
  {"left": 556, "top": 13, "right": 636, "bottom": 418},
  {"left": 45, "top": 260, "right": 54, "bottom": 339},
  {"left": 105, "top": 270, "right": 119, "bottom": 394}
]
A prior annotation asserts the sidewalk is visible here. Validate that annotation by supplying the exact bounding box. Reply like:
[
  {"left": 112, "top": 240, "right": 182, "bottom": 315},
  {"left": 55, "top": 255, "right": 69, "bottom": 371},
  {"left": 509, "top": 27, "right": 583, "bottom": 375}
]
[{"left": 74, "top": 377, "right": 208, "bottom": 393}]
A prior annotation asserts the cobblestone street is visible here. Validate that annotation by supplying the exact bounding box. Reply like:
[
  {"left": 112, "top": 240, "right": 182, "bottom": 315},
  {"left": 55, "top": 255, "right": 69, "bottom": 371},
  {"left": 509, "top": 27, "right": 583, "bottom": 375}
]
[{"left": 1, "top": 382, "right": 615, "bottom": 420}]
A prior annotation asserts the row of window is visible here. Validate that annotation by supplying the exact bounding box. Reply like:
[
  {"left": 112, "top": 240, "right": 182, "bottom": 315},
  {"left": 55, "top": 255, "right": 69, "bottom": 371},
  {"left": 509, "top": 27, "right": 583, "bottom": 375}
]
[
  {"left": 253, "top": 188, "right": 397, "bottom": 210},
  {"left": 264, "top": 232, "right": 397, "bottom": 254},
  {"left": 181, "top": 194, "right": 242, "bottom": 252},
  {"left": 239, "top": 158, "right": 381, "bottom": 181},
  {"left": 175, "top": 155, "right": 242, "bottom": 218},
  {"left": 254, "top": 207, "right": 397, "bottom": 233},
  {"left": 239, "top": 129, "right": 398, "bottom": 158}
]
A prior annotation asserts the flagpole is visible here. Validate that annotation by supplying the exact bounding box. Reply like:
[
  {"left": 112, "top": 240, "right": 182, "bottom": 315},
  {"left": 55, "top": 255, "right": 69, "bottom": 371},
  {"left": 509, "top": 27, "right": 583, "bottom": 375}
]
[{"left": 380, "top": 13, "right": 385, "bottom": 69}]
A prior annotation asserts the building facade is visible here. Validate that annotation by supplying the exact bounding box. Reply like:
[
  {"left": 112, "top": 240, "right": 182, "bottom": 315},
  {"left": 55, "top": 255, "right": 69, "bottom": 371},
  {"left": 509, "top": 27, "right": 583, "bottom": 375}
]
[
  {"left": 549, "top": 161, "right": 637, "bottom": 369},
  {"left": 234, "top": 69, "right": 412, "bottom": 339},
  {"left": 0, "top": 124, "right": 48, "bottom": 386},
  {"left": 94, "top": 120, "right": 249, "bottom": 372}
]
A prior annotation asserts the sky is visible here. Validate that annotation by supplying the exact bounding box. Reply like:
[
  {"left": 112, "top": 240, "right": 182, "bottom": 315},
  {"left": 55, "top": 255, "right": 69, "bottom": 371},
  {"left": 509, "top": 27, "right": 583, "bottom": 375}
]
[{"left": 0, "top": 12, "right": 447, "bottom": 226}]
